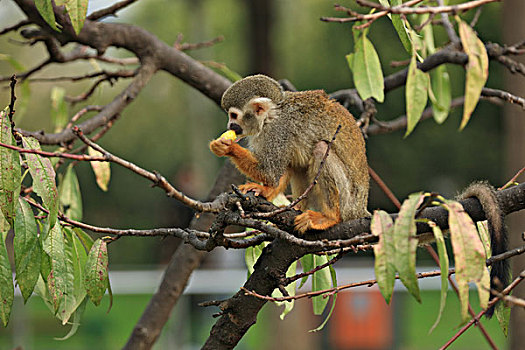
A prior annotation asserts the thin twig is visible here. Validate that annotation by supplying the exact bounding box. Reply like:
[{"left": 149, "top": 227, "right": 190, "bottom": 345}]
[
  {"left": 0, "top": 19, "right": 31, "bottom": 35},
  {"left": 498, "top": 167, "right": 525, "bottom": 190},
  {"left": 73, "top": 127, "right": 225, "bottom": 213},
  {"left": 87, "top": 0, "right": 140, "bottom": 21}
]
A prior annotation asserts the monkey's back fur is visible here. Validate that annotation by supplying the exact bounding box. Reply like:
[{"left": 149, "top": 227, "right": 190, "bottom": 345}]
[{"left": 249, "top": 90, "right": 370, "bottom": 221}]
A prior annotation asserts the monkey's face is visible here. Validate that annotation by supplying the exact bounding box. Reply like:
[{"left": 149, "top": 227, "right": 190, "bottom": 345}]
[{"left": 227, "top": 97, "right": 275, "bottom": 138}]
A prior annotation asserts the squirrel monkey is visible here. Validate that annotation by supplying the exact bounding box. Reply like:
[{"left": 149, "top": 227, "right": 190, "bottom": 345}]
[{"left": 209, "top": 75, "right": 369, "bottom": 233}]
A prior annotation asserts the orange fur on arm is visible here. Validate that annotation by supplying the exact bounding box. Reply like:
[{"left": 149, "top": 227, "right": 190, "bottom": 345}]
[{"left": 227, "top": 143, "right": 269, "bottom": 184}]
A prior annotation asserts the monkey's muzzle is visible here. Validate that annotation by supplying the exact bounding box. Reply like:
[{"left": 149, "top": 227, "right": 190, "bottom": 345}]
[{"left": 228, "top": 123, "right": 243, "bottom": 136}]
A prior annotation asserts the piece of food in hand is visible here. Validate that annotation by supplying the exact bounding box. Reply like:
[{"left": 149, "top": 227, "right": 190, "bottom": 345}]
[{"left": 218, "top": 130, "right": 237, "bottom": 141}]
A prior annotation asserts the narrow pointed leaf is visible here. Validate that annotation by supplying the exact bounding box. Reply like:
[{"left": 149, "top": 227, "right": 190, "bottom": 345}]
[
  {"left": 55, "top": 297, "right": 87, "bottom": 340},
  {"left": 351, "top": 34, "right": 384, "bottom": 102},
  {"left": 405, "top": 53, "right": 430, "bottom": 136},
  {"left": 88, "top": 148, "right": 111, "bottom": 191},
  {"left": 84, "top": 239, "right": 108, "bottom": 306},
  {"left": 444, "top": 200, "right": 487, "bottom": 322},
  {"left": 371, "top": 210, "right": 396, "bottom": 304},
  {"left": 309, "top": 264, "right": 337, "bottom": 332},
  {"left": 299, "top": 253, "right": 314, "bottom": 289},
  {"left": 43, "top": 223, "right": 68, "bottom": 312},
  {"left": 34, "top": 0, "right": 59, "bottom": 31},
  {"left": 458, "top": 20, "right": 488, "bottom": 130},
  {"left": 495, "top": 292, "right": 511, "bottom": 336},
  {"left": 311, "top": 254, "right": 332, "bottom": 315},
  {"left": 428, "top": 221, "right": 449, "bottom": 333},
  {"left": 0, "top": 217, "right": 13, "bottom": 327},
  {"left": 14, "top": 197, "right": 42, "bottom": 302},
  {"left": 58, "top": 228, "right": 86, "bottom": 324},
  {"left": 50, "top": 87, "right": 68, "bottom": 132},
  {"left": 59, "top": 165, "right": 83, "bottom": 221},
  {"left": 272, "top": 261, "right": 296, "bottom": 320},
  {"left": 73, "top": 227, "right": 94, "bottom": 252},
  {"left": 394, "top": 192, "right": 425, "bottom": 302},
  {"left": 0, "top": 107, "right": 21, "bottom": 225},
  {"left": 21, "top": 136, "right": 59, "bottom": 228},
  {"left": 382, "top": 0, "right": 413, "bottom": 53},
  {"left": 430, "top": 66, "right": 451, "bottom": 124},
  {"left": 65, "top": 0, "right": 89, "bottom": 35}
]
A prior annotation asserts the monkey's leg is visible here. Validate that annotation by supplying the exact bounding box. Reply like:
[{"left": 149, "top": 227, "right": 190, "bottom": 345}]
[
  {"left": 294, "top": 141, "right": 342, "bottom": 233},
  {"left": 239, "top": 172, "right": 289, "bottom": 201}
]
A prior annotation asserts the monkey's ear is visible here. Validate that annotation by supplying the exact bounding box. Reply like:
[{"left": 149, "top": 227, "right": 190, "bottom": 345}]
[{"left": 249, "top": 97, "right": 273, "bottom": 116}]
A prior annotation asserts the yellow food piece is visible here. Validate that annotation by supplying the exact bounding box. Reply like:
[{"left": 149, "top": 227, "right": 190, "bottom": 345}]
[{"left": 219, "top": 130, "right": 237, "bottom": 141}]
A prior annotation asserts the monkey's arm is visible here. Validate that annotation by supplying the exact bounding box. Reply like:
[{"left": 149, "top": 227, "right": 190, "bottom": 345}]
[{"left": 209, "top": 139, "right": 288, "bottom": 200}]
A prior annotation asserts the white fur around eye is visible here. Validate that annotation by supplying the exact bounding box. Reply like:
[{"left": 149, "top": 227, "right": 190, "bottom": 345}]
[{"left": 228, "top": 107, "right": 243, "bottom": 120}]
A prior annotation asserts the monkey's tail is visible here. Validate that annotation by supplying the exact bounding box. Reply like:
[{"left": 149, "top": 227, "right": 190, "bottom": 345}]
[
  {"left": 486, "top": 219, "right": 510, "bottom": 317},
  {"left": 460, "top": 182, "right": 510, "bottom": 318}
]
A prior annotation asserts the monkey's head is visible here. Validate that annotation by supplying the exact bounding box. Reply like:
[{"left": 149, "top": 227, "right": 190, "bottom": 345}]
[{"left": 221, "top": 75, "right": 284, "bottom": 138}]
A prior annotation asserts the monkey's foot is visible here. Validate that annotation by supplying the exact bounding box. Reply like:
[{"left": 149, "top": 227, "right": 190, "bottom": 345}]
[
  {"left": 239, "top": 182, "right": 276, "bottom": 200},
  {"left": 294, "top": 210, "right": 339, "bottom": 234}
]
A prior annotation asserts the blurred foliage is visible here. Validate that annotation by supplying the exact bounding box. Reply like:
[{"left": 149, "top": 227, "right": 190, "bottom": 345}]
[{"left": 0, "top": 0, "right": 504, "bottom": 266}]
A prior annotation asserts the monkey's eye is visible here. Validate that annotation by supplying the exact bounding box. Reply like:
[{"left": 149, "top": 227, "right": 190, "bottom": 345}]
[{"left": 229, "top": 112, "right": 238, "bottom": 120}]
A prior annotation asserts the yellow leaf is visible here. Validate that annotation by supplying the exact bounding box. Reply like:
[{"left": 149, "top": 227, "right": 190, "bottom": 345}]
[
  {"left": 88, "top": 148, "right": 110, "bottom": 192},
  {"left": 458, "top": 20, "right": 488, "bottom": 130}
]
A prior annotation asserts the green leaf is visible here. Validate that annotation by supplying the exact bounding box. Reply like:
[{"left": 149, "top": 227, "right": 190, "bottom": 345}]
[
  {"left": 458, "top": 19, "right": 488, "bottom": 130},
  {"left": 384, "top": 0, "right": 413, "bottom": 53},
  {"left": 202, "top": 61, "right": 242, "bottom": 82},
  {"left": 64, "top": 0, "right": 89, "bottom": 35},
  {"left": 405, "top": 52, "right": 430, "bottom": 137},
  {"left": 14, "top": 197, "right": 42, "bottom": 303},
  {"left": 394, "top": 192, "right": 425, "bottom": 302},
  {"left": 50, "top": 87, "right": 68, "bottom": 133},
  {"left": 311, "top": 254, "right": 332, "bottom": 315},
  {"left": 34, "top": 275, "right": 53, "bottom": 312},
  {"left": 88, "top": 148, "right": 111, "bottom": 192},
  {"left": 495, "top": 288, "right": 511, "bottom": 336},
  {"left": 351, "top": 34, "right": 384, "bottom": 103},
  {"left": 444, "top": 200, "right": 487, "bottom": 322},
  {"left": 272, "top": 261, "right": 297, "bottom": 320},
  {"left": 55, "top": 297, "right": 87, "bottom": 340},
  {"left": 34, "top": 0, "right": 59, "bottom": 31},
  {"left": 299, "top": 254, "right": 314, "bottom": 289},
  {"left": 0, "top": 107, "right": 21, "bottom": 225},
  {"left": 84, "top": 239, "right": 108, "bottom": 306},
  {"left": 73, "top": 227, "right": 94, "bottom": 252},
  {"left": 428, "top": 221, "right": 449, "bottom": 333},
  {"left": 0, "top": 216, "right": 14, "bottom": 327},
  {"left": 59, "top": 165, "right": 83, "bottom": 221},
  {"left": 43, "top": 223, "right": 68, "bottom": 312},
  {"left": 371, "top": 210, "right": 396, "bottom": 304},
  {"left": 309, "top": 264, "right": 337, "bottom": 332},
  {"left": 245, "top": 242, "right": 264, "bottom": 277},
  {"left": 429, "top": 66, "right": 451, "bottom": 124},
  {"left": 58, "top": 227, "right": 86, "bottom": 324},
  {"left": 21, "top": 136, "right": 59, "bottom": 228}
]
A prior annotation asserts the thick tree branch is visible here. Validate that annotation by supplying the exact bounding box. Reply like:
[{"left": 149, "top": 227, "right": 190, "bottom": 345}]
[{"left": 203, "top": 182, "right": 525, "bottom": 348}]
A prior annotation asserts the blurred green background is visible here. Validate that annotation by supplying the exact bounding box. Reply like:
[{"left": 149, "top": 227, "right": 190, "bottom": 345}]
[{"left": 0, "top": 0, "right": 511, "bottom": 348}]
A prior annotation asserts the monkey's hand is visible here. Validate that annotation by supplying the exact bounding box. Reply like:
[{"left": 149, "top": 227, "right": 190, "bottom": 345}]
[
  {"left": 209, "top": 138, "right": 234, "bottom": 157},
  {"left": 239, "top": 182, "right": 280, "bottom": 201}
]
